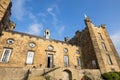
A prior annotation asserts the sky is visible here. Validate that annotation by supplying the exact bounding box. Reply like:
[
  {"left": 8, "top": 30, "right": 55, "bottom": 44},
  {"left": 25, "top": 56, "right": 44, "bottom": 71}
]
[{"left": 11, "top": 0, "right": 120, "bottom": 55}]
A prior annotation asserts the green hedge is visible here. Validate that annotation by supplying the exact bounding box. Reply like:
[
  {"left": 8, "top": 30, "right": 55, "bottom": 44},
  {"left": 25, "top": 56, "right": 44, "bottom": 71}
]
[{"left": 102, "top": 72, "right": 120, "bottom": 80}]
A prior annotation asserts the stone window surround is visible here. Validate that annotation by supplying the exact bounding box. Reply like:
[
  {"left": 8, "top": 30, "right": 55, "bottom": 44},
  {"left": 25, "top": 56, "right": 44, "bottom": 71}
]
[
  {"left": 47, "top": 54, "right": 54, "bottom": 68},
  {"left": 45, "top": 51, "right": 56, "bottom": 68},
  {"left": 0, "top": 48, "right": 12, "bottom": 62},
  {"left": 92, "top": 60, "right": 97, "bottom": 69},
  {"left": 64, "top": 55, "right": 69, "bottom": 67},
  {"left": 77, "top": 57, "right": 81, "bottom": 66},
  {"left": 101, "top": 42, "right": 107, "bottom": 51},
  {"left": 26, "top": 50, "right": 35, "bottom": 65},
  {"left": 106, "top": 54, "right": 113, "bottom": 65}
]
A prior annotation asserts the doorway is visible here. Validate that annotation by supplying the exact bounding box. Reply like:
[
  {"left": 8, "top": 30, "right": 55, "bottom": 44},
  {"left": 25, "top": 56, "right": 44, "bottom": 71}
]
[
  {"left": 63, "top": 69, "right": 72, "bottom": 80},
  {"left": 47, "top": 54, "right": 53, "bottom": 68}
]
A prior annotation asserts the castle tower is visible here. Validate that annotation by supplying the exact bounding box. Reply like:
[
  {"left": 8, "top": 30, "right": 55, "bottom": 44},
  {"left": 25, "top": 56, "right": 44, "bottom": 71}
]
[
  {"left": 84, "top": 15, "right": 120, "bottom": 73},
  {"left": 44, "top": 29, "right": 50, "bottom": 39},
  {"left": 83, "top": 15, "right": 107, "bottom": 73},
  {"left": 69, "top": 15, "right": 120, "bottom": 73},
  {"left": 0, "top": 0, "right": 15, "bottom": 35}
]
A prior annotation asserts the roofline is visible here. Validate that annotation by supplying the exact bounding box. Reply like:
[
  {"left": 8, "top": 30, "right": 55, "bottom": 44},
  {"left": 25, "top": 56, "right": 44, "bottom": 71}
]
[{"left": 4, "top": 30, "right": 77, "bottom": 46}]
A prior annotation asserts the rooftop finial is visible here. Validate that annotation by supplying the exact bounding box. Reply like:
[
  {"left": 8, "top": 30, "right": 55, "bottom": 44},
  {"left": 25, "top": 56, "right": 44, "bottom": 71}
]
[
  {"left": 84, "top": 14, "right": 88, "bottom": 18},
  {"left": 84, "top": 14, "right": 92, "bottom": 22}
]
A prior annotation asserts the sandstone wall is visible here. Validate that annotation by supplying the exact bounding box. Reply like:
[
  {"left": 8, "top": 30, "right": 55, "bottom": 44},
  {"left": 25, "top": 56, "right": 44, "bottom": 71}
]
[
  {"left": 92, "top": 25, "right": 120, "bottom": 72},
  {"left": 0, "top": 31, "right": 80, "bottom": 69},
  {"left": 0, "top": 0, "right": 10, "bottom": 21}
]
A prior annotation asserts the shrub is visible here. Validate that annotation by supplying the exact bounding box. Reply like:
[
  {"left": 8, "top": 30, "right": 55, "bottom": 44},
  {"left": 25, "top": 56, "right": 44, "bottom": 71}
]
[
  {"left": 102, "top": 72, "right": 120, "bottom": 80},
  {"left": 45, "top": 75, "right": 51, "bottom": 80}
]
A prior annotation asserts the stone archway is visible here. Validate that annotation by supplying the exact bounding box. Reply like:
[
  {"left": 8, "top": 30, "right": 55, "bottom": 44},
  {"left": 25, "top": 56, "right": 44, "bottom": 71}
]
[
  {"left": 62, "top": 69, "right": 72, "bottom": 80},
  {"left": 81, "top": 75, "right": 92, "bottom": 80}
]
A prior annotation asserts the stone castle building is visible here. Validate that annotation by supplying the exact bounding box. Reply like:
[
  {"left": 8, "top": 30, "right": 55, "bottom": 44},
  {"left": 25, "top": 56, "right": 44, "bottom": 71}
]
[{"left": 0, "top": 0, "right": 119, "bottom": 80}]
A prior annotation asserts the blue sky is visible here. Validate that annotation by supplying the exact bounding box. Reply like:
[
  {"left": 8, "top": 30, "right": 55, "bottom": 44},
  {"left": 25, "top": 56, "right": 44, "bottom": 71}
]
[{"left": 11, "top": 0, "right": 120, "bottom": 55}]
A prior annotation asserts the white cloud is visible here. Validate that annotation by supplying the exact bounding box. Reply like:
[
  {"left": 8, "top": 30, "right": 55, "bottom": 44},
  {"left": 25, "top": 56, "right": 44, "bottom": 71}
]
[
  {"left": 47, "top": 4, "right": 59, "bottom": 13},
  {"left": 12, "top": 0, "right": 44, "bottom": 36},
  {"left": 58, "top": 26, "right": 65, "bottom": 36},
  {"left": 27, "top": 13, "right": 43, "bottom": 36},
  {"left": 47, "top": 4, "right": 59, "bottom": 27},
  {"left": 12, "top": 0, "right": 26, "bottom": 21},
  {"left": 111, "top": 32, "right": 120, "bottom": 55},
  {"left": 47, "top": 8, "right": 53, "bottom": 12},
  {"left": 38, "top": 13, "right": 46, "bottom": 17},
  {"left": 27, "top": 23, "right": 43, "bottom": 35},
  {"left": 47, "top": 7, "right": 56, "bottom": 18},
  {"left": 47, "top": 4, "right": 66, "bottom": 37},
  {"left": 29, "top": 13, "right": 37, "bottom": 22}
]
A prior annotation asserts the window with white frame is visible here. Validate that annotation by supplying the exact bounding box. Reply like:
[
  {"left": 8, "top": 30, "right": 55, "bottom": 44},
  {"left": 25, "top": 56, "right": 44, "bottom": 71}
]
[
  {"left": 26, "top": 51, "right": 34, "bottom": 64},
  {"left": 107, "top": 54, "right": 112, "bottom": 65},
  {"left": 92, "top": 60, "right": 97, "bottom": 68},
  {"left": 102, "top": 43, "right": 107, "bottom": 51},
  {"left": 98, "top": 33, "right": 103, "bottom": 40},
  {"left": 64, "top": 55, "right": 69, "bottom": 67},
  {"left": 1, "top": 48, "right": 12, "bottom": 62},
  {"left": 77, "top": 57, "right": 81, "bottom": 66}
]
